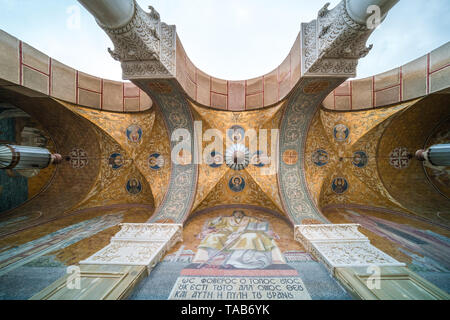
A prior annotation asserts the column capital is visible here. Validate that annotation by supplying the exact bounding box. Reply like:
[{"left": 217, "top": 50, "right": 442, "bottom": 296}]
[
  {"left": 98, "top": 2, "right": 176, "bottom": 80},
  {"left": 301, "top": 1, "right": 390, "bottom": 77}
]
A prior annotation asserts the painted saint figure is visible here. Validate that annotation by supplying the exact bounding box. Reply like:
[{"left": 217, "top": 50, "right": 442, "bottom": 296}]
[
  {"left": 229, "top": 176, "right": 245, "bottom": 192},
  {"left": 228, "top": 125, "right": 245, "bottom": 143},
  {"left": 312, "top": 149, "right": 329, "bottom": 167},
  {"left": 352, "top": 151, "right": 368, "bottom": 168},
  {"left": 126, "top": 124, "right": 143, "bottom": 143},
  {"left": 109, "top": 153, "right": 124, "bottom": 170},
  {"left": 193, "top": 210, "right": 285, "bottom": 269},
  {"left": 333, "top": 124, "right": 349, "bottom": 142},
  {"left": 126, "top": 178, "right": 142, "bottom": 195},
  {"left": 332, "top": 177, "right": 349, "bottom": 194}
]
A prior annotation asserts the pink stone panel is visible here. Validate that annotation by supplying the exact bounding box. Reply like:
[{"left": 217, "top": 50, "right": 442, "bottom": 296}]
[
  {"left": 22, "top": 66, "right": 49, "bottom": 95},
  {"left": 430, "top": 66, "right": 450, "bottom": 94},
  {"left": 375, "top": 86, "right": 401, "bottom": 107},
  {"left": 139, "top": 91, "right": 152, "bottom": 111},
  {"left": 184, "top": 76, "right": 197, "bottom": 99},
  {"left": 352, "top": 78, "right": 373, "bottom": 110},
  {"left": 196, "top": 70, "right": 211, "bottom": 106},
  {"left": 102, "top": 80, "right": 124, "bottom": 112},
  {"left": 186, "top": 57, "right": 196, "bottom": 84},
  {"left": 402, "top": 55, "right": 427, "bottom": 101},
  {"left": 246, "top": 77, "right": 263, "bottom": 95},
  {"left": 279, "top": 76, "right": 291, "bottom": 100},
  {"left": 264, "top": 70, "right": 278, "bottom": 107},
  {"left": 290, "top": 34, "right": 302, "bottom": 88},
  {"left": 374, "top": 68, "right": 400, "bottom": 91},
  {"left": 335, "top": 82, "right": 351, "bottom": 96},
  {"left": 78, "top": 72, "right": 101, "bottom": 92},
  {"left": 124, "top": 82, "right": 140, "bottom": 97},
  {"left": 78, "top": 89, "right": 101, "bottom": 109},
  {"left": 335, "top": 95, "right": 351, "bottom": 111},
  {"left": 22, "top": 42, "right": 49, "bottom": 74},
  {"left": 0, "top": 30, "right": 20, "bottom": 85},
  {"left": 279, "top": 54, "right": 291, "bottom": 84},
  {"left": 228, "top": 81, "right": 245, "bottom": 111},
  {"left": 246, "top": 93, "right": 263, "bottom": 110},
  {"left": 322, "top": 93, "right": 335, "bottom": 109},
  {"left": 124, "top": 97, "right": 140, "bottom": 112},
  {"left": 429, "top": 42, "right": 450, "bottom": 73},
  {"left": 211, "top": 92, "right": 227, "bottom": 110},
  {"left": 51, "top": 59, "right": 77, "bottom": 103},
  {"left": 211, "top": 78, "right": 227, "bottom": 95}
]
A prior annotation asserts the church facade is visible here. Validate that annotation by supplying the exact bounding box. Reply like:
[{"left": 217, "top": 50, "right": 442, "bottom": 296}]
[{"left": 0, "top": 0, "right": 449, "bottom": 300}]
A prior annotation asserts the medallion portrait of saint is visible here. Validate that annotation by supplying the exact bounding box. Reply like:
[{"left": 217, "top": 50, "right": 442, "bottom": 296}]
[
  {"left": 108, "top": 153, "right": 124, "bottom": 170},
  {"left": 193, "top": 210, "right": 285, "bottom": 270},
  {"left": 229, "top": 175, "right": 245, "bottom": 192},
  {"left": 312, "top": 149, "right": 329, "bottom": 167},
  {"left": 228, "top": 125, "right": 245, "bottom": 143},
  {"left": 148, "top": 153, "right": 164, "bottom": 170},
  {"left": 332, "top": 177, "right": 349, "bottom": 194},
  {"left": 207, "top": 151, "right": 223, "bottom": 168},
  {"left": 333, "top": 124, "right": 349, "bottom": 142},
  {"left": 352, "top": 151, "right": 368, "bottom": 168},
  {"left": 126, "top": 124, "right": 143, "bottom": 143},
  {"left": 126, "top": 178, "right": 142, "bottom": 195}
]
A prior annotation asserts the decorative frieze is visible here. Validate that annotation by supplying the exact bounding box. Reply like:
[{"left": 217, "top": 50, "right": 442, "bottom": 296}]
[
  {"left": 112, "top": 223, "right": 182, "bottom": 242},
  {"left": 295, "top": 224, "right": 405, "bottom": 272},
  {"left": 80, "top": 223, "right": 182, "bottom": 271},
  {"left": 314, "top": 241, "right": 404, "bottom": 270}
]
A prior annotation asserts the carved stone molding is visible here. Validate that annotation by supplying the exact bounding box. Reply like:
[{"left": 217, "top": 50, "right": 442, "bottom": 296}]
[
  {"left": 301, "top": 1, "right": 374, "bottom": 77},
  {"left": 80, "top": 223, "right": 182, "bottom": 271},
  {"left": 295, "top": 224, "right": 367, "bottom": 244},
  {"left": 99, "top": 1, "right": 176, "bottom": 79},
  {"left": 295, "top": 224, "right": 405, "bottom": 272},
  {"left": 112, "top": 223, "right": 182, "bottom": 242},
  {"left": 313, "top": 241, "right": 404, "bottom": 270}
]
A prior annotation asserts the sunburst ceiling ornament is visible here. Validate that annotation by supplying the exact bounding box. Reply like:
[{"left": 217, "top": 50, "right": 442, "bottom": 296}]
[{"left": 225, "top": 144, "right": 250, "bottom": 171}]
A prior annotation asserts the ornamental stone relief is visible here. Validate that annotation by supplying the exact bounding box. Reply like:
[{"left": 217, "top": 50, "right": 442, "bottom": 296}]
[
  {"left": 314, "top": 242, "right": 405, "bottom": 269},
  {"left": 100, "top": 1, "right": 176, "bottom": 79},
  {"left": 302, "top": 1, "right": 374, "bottom": 77},
  {"left": 80, "top": 223, "right": 182, "bottom": 269},
  {"left": 294, "top": 224, "right": 404, "bottom": 271}
]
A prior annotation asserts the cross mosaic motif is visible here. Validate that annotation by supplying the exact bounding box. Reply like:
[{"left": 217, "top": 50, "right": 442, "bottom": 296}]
[{"left": 69, "top": 148, "right": 89, "bottom": 169}]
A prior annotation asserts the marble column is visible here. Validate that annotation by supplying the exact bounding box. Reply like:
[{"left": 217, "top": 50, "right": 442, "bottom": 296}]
[
  {"left": 346, "top": 0, "right": 400, "bottom": 25},
  {"left": 77, "top": 0, "right": 135, "bottom": 29}
]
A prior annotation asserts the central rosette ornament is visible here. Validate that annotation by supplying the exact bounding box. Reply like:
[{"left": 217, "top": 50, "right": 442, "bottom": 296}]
[{"left": 225, "top": 144, "right": 250, "bottom": 171}]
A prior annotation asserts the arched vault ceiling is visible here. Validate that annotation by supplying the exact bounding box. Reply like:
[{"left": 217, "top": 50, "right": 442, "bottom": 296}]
[
  {"left": 189, "top": 101, "right": 286, "bottom": 215},
  {"left": 305, "top": 99, "right": 419, "bottom": 213},
  {"left": 424, "top": 119, "right": 450, "bottom": 199},
  {"left": 304, "top": 111, "right": 338, "bottom": 207},
  {"left": 319, "top": 102, "right": 413, "bottom": 147},
  {"left": 70, "top": 124, "right": 155, "bottom": 210},
  {"left": 58, "top": 100, "right": 167, "bottom": 209},
  {"left": 303, "top": 94, "right": 450, "bottom": 225},
  {"left": 194, "top": 168, "right": 281, "bottom": 215},
  {"left": 378, "top": 94, "right": 450, "bottom": 223},
  {"left": 190, "top": 107, "right": 230, "bottom": 210}
]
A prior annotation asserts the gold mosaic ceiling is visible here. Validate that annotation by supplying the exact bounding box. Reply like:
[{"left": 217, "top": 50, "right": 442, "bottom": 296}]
[
  {"left": 23, "top": 93, "right": 448, "bottom": 226},
  {"left": 189, "top": 101, "right": 286, "bottom": 215}
]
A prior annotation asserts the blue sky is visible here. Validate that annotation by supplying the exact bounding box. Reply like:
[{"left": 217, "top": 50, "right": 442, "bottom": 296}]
[{"left": 0, "top": 0, "right": 449, "bottom": 81}]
